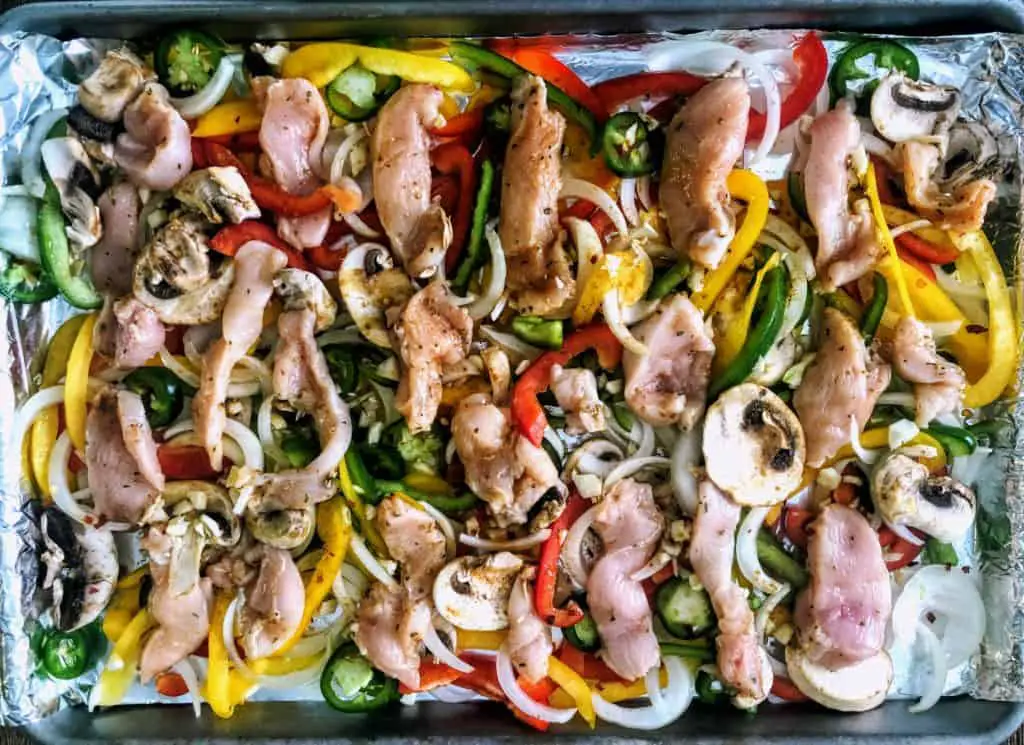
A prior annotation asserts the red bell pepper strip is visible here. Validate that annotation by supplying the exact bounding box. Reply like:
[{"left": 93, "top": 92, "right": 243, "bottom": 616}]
[
  {"left": 747, "top": 33, "right": 827, "bottom": 142},
  {"left": 190, "top": 138, "right": 209, "bottom": 169},
  {"left": 896, "top": 244, "right": 937, "bottom": 282},
  {"left": 510, "top": 48, "right": 606, "bottom": 121},
  {"left": 155, "top": 671, "right": 189, "bottom": 698},
  {"left": 895, "top": 231, "right": 959, "bottom": 265},
  {"left": 157, "top": 445, "right": 224, "bottom": 480},
  {"left": 431, "top": 143, "right": 477, "bottom": 275},
  {"left": 771, "top": 676, "right": 809, "bottom": 702},
  {"left": 431, "top": 107, "right": 486, "bottom": 139},
  {"left": 201, "top": 130, "right": 262, "bottom": 152},
  {"left": 592, "top": 71, "right": 706, "bottom": 113},
  {"left": 782, "top": 507, "right": 814, "bottom": 549},
  {"left": 870, "top": 155, "right": 900, "bottom": 205},
  {"left": 884, "top": 537, "right": 925, "bottom": 571},
  {"left": 511, "top": 324, "right": 623, "bottom": 446},
  {"left": 557, "top": 645, "right": 625, "bottom": 684},
  {"left": 534, "top": 492, "right": 590, "bottom": 628},
  {"left": 454, "top": 654, "right": 553, "bottom": 731},
  {"left": 209, "top": 221, "right": 312, "bottom": 271},
  {"left": 204, "top": 142, "right": 361, "bottom": 218},
  {"left": 398, "top": 659, "right": 463, "bottom": 694}
]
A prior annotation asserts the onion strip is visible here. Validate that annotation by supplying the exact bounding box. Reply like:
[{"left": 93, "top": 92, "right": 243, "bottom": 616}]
[
  {"left": 349, "top": 533, "right": 398, "bottom": 590},
  {"left": 424, "top": 624, "right": 475, "bottom": 674},
  {"left": 736, "top": 506, "right": 784, "bottom": 594},
  {"left": 464, "top": 223, "right": 507, "bottom": 320},
  {"left": 603, "top": 456, "right": 671, "bottom": 489},
  {"left": 561, "top": 178, "right": 629, "bottom": 240},
  {"left": 171, "top": 57, "right": 236, "bottom": 118},
  {"left": 497, "top": 645, "right": 577, "bottom": 724},
  {"left": 562, "top": 505, "right": 600, "bottom": 588},
  {"left": 459, "top": 529, "right": 551, "bottom": 552}
]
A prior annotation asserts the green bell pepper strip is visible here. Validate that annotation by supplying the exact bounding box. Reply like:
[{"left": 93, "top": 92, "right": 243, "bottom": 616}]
[
  {"left": 452, "top": 158, "right": 495, "bottom": 293},
  {"left": 787, "top": 171, "right": 809, "bottom": 223},
  {"left": 448, "top": 41, "right": 599, "bottom": 146},
  {"left": 829, "top": 39, "right": 920, "bottom": 102},
  {"left": 154, "top": 29, "right": 225, "bottom": 98},
  {"left": 375, "top": 479, "right": 481, "bottom": 515},
  {"left": 511, "top": 316, "right": 564, "bottom": 350},
  {"left": 344, "top": 447, "right": 382, "bottom": 505},
  {"left": 39, "top": 181, "right": 102, "bottom": 309},
  {"left": 39, "top": 627, "right": 93, "bottom": 680},
  {"left": 925, "top": 423, "right": 977, "bottom": 459},
  {"left": 708, "top": 264, "right": 787, "bottom": 399},
  {"left": 485, "top": 98, "right": 512, "bottom": 136},
  {"left": 358, "top": 444, "right": 405, "bottom": 481},
  {"left": 280, "top": 428, "right": 320, "bottom": 468},
  {"left": 123, "top": 367, "right": 185, "bottom": 429},
  {"left": 600, "top": 112, "right": 661, "bottom": 177},
  {"left": 321, "top": 643, "right": 397, "bottom": 712},
  {"left": 0, "top": 253, "right": 58, "bottom": 303},
  {"left": 923, "top": 538, "right": 959, "bottom": 566},
  {"left": 695, "top": 670, "right": 730, "bottom": 705},
  {"left": 860, "top": 272, "right": 888, "bottom": 341},
  {"left": 967, "top": 418, "right": 1011, "bottom": 448},
  {"left": 326, "top": 64, "right": 401, "bottom": 122},
  {"left": 756, "top": 529, "right": 808, "bottom": 588},
  {"left": 564, "top": 612, "right": 601, "bottom": 652},
  {"left": 659, "top": 640, "right": 715, "bottom": 663},
  {"left": 646, "top": 259, "right": 691, "bottom": 301}
]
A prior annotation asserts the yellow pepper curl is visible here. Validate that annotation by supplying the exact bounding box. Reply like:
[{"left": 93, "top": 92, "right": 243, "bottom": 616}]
[
  {"left": 282, "top": 43, "right": 474, "bottom": 92},
  {"left": 64, "top": 313, "right": 96, "bottom": 453},
  {"left": 92, "top": 608, "right": 155, "bottom": 708},
  {"left": 547, "top": 656, "right": 596, "bottom": 727},
  {"left": 864, "top": 162, "right": 914, "bottom": 317},
  {"left": 205, "top": 594, "right": 255, "bottom": 718},
  {"left": 572, "top": 248, "right": 651, "bottom": 326},
  {"left": 712, "top": 253, "right": 781, "bottom": 375},
  {"left": 192, "top": 100, "right": 263, "bottom": 138}
]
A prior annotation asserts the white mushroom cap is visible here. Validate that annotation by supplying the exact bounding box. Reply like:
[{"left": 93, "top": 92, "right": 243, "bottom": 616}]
[
  {"left": 871, "top": 452, "right": 976, "bottom": 542},
  {"left": 274, "top": 268, "right": 338, "bottom": 332},
  {"left": 339, "top": 244, "right": 413, "bottom": 349},
  {"left": 871, "top": 73, "right": 960, "bottom": 144},
  {"left": 40, "top": 137, "right": 102, "bottom": 248},
  {"left": 433, "top": 552, "right": 524, "bottom": 631},
  {"left": 703, "top": 383, "right": 806, "bottom": 506},
  {"left": 786, "top": 646, "right": 893, "bottom": 712}
]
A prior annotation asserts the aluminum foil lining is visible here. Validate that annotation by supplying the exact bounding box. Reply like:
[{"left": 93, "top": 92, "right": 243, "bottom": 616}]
[{"left": 0, "top": 27, "right": 1022, "bottom": 724}]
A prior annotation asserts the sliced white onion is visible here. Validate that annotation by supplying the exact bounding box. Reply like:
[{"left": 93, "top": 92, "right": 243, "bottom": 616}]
[
  {"left": 564, "top": 438, "right": 624, "bottom": 479},
  {"left": 886, "top": 519, "right": 925, "bottom": 547},
  {"left": 479, "top": 326, "right": 542, "bottom": 363},
  {"left": 164, "top": 417, "right": 264, "bottom": 471},
  {"left": 464, "top": 223, "right": 507, "bottom": 320},
  {"left": 171, "top": 57, "right": 236, "bottom": 118},
  {"left": 12, "top": 385, "right": 64, "bottom": 468},
  {"left": 430, "top": 685, "right": 481, "bottom": 703},
  {"left": 341, "top": 210, "right": 380, "bottom": 238},
  {"left": 876, "top": 392, "right": 918, "bottom": 409},
  {"left": 737, "top": 506, "right": 784, "bottom": 594},
  {"left": 424, "top": 623, "right": 475, "bottom": 674},
  {"left": 255, "top": 643, "right": 333, "bottom": 690},
  {"left": 223, "top": 594, "right": 256, "bottom": 679},
  {"left": 349, "top": 533, "right": 398, "bottom": 590},
  {"left": 49, "top": 432, "right": 93, "bottom": 526},
  {"left": 459, "top": 529, "right": 551, "bottom": 552},
  {"left": 159, "top": 347, "right": 260, "bottom": 398},
  {"left": 256, "top": 395, "right": 288, "bottom": 466},
  {"left": 21, "top": 108, "right": 69, "bottom": 198},
  {"left": 563, "top": 505, "right": 600, "bottom": 588},
  {"left": 671, "top": 423, "right": 702, "bottom": 516},
  {"left": 603, "top": 456, "right": 671, "bottom": 489},
  {"left": 934, "top": 267, "right": 988, "bottom": 301},
  {"left": 566, "top": 217, "right": 604, "bottom": 294},
  {"left": 907, "top": 622, "right": 946, "bottom": 714},
  {"left": 542, "top": 427, "right": 566, "bottom": 461},
  {"left": 630, "top": 416, "right": 655, "bottom": 458},
  {"left": 602, "top": 290, "right": 648, "bottom": 355},
  {"left": 0, "top": 195, "right": 42, "bottom": 262},
  {"left": 849, "top": 415, "right": 881, "bottom": 464},
  {"left": 636, "top": 175, "right": 653, "bottom": 211},
  {"left": 329, "top": 128, "right": 368, "bottom": 189},
  {"left": 860, "top": 131, "right": 896, "bottom": 165},
  {"left": 923, "top": 320, "right": 963, "bottom": 340},
  {"left": 170, "top": 659, "right": 203, "bottom": 718},
  {"left": 755, "top": 584, "right": 792, "bottom": 641},
  {"left": 420, "top": 501, "right": 457, "bottom": 559},
  {"left": 950, "top": 446, "right": 992, "bottom": 486},
  {"left": 592, "top": 655, "right": 694, "bottom": 729},
  {"left": 631, "top": 552, "right": 672, "bottom": 582},
  {"left": 620, "top": 177, "right": 640, "bottom": 227},
  {"left": 647, "top": 41, "right": 780, "bottom": 166},
  {"left": 234, "top": 355, "right": 273, "bottom": 393},
  {"left": 497, "top": 644, "right": 577, "bottom": 724},
  {"left": 561, "top": 178, "right": 629, "bottom": 240},
  {"left": 888, "top": 418, "right": 920, "bottom": 449}
]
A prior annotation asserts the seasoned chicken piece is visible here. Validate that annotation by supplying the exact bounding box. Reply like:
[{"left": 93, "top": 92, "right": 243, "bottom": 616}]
[
  {"left": 795, "top": 505, "right": 892, "bottom": 668},
  {"left": 193, "top": 241, "right": 286, "bottom": 470},
  {"left": 500, "top": 76, "right": 575, "bottom": 316},
  {"left": 452, "top": 394, "right": 564, "bottom": 528},
  {"left": 587, "top": 478, "right": 664, "bottom": 681},
  {"left": 85, "top": 388, "right": 162, "bottom": 525},
  {"left": 259, "top": 78, "right": 330, "bottom": 195},
  {"left": 690, "top": 480, "right": 772, "bottom": 704},
  {"left": 91, "top": 182, "right": 140, "bottom": 296},
  {"left": 794, "top": 308, "right": 891, "bottom": 467},
  {"left": 624, "top": 294, "right": 715, "bottom": 427},
  {"left": 173, "top": 167, "right": 260, "bottom": 224},
  {"left": 139, "top": 527, "right": 213, "bottom": 682},
  {"left": 78, "top": 48, "right": 150, "bottom": 123},
  {"left": 372, "top": 84, "right": 451, "bottom": 278},
  {"left": 116, "top": 390, "right": 165, "bottom": 490},
  {"left": 550, "top": 364, "right": 605, "bottom": 434},
  {"left": 115, "top": 83, "right": 192, "bottom": 191},
  {"left": 804, "top": 103, "right": 883, "bottom": 291},
  {"left": 243, "top": 306, "right": 352, "bottom": 513},
  {"left": 901, "top": 140, "right": 996, "bottom": 232},
  {"left": 660, "top": 78, "right": 750, "bottom": 270},
  {"left": 239, "top": 547, "right": 305, "bottom": 659},
  {"left": 378, "top": 494, "right": 448, "bottom": 599},
  {"left": 277, "top": 208, "right": 332, "bottom": 250},
  {"left": 93, "top": 296, "right": 166, "bottom": 370},
  {"left": 393, "top": 282, "right": 473, "bottom": 433},
  {"left": 356, "top": 583, "right": 422, "bottom": 688},
  {"left": 891, "top": 316, "right": 966, "bottom": 425},
  {"left": 507, "top": 569, "right": 552, "bottom": 683}
]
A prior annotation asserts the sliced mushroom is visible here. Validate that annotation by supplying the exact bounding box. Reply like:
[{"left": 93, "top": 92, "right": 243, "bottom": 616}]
[
  {"left": 338, "top": 244, "right": 414, "bottom": 348},
  {"left": 871, "top": 452, "right": 976, "bottom": 542},
  {"left": 68, "top": 104, "right": 120, "bottom": 144},
  {"left": 39, "top": 508, "right": 118, "bottom": 632},
  {"left": 871, "top": 73, "right": 960, "bottom": 143},
  {"left": 433, "top": 552, "right": 524, "bottom": 631},
  {"left": 943, "top": 121, "right": 1000, "bottom": 189},
  {"left": 246, "top": 506, "right": 316, "bottom": 551},
  {"left": 274, "top": 268, "right": 337, "bottom": 332},
  {"left": 78, "top": 48, "right": 151, "bottom": 123},
  {"left": 173, "top": 167, "right": 260, "bottom": 225},
  {"left": 786, "top": 646, "right": 893, "bottom": 712},
  {"left": 40, "top": 137, "right": 102, "bottom": 248},
  {"left": 703, "top": 383, "right": 805, "bottom": 506},
  {"left": 161, "top": 480, "right": 242, "bottom": 548}
]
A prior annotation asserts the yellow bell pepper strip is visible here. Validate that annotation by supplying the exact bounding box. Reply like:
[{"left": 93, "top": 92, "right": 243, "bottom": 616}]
[
  {"left": 876, "top": 257, "right": 988, "bottom": 381},
  {"left": 951, "top": 230, "right": 1019, "bottom": 408},
  {"left": 102, "top": 567, "right": 149, "bottom": 643},
  {"left": 30, "top": 314, "right": 86, "bottom": 498},
  {"left": 547, "top": 656, "right": 596, "bottom": 727},
  {"left": 271, "top": 497, "right": 352, "bottom": 657},
  {"left": 205, "top": 594, "right": 254, "bottom": 718},
  {"left": 456, "top": 629, "right": 507, "bottom": 651},
  {"left": 281, "top": 43, "right": 474, "bottom": 92},
  {"left": 64, "top": 313, "right": 96, "bottom": 453},
  {"left": 713, "top": 253, "right": 781, "bottom": 374},
  {"left": 191, "top": 99, "right": 263, "bottom": 138},
  {"left": 832, "top": 427, "right": 946, "bottom": 473},
  {"left": 880, "top": 204, "right": 954, "bottom": 249},
  {"left": 92, "top": 608, "right": 155, "bottom": 708},
  {"left": 595, "top": 669, "right": 668, "bottom": 703},
  {"left": 338, "top": 458, "right": 388, "bottom": 554},
  {"left": 864, "top": 162, "right": 914, "bottom": 317},
  {"left": 691, "top": 169, "right": 770, "bottom": 313},
  {"left": 250, "top": 652, "right": 323, "bottom": 677},
  {"left": 572, "top": 248, "right": 651, "bottom": 326}
]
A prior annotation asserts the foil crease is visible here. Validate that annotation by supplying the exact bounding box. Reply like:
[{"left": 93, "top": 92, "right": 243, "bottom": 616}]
[{"left": 0, "top": 27, "right": 1021, "bottom": 724}]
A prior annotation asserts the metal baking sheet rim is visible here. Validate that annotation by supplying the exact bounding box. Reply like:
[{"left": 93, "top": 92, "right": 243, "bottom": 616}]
[{"left": 2, "top": 1, "right": 1024, "bottom": 743}]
